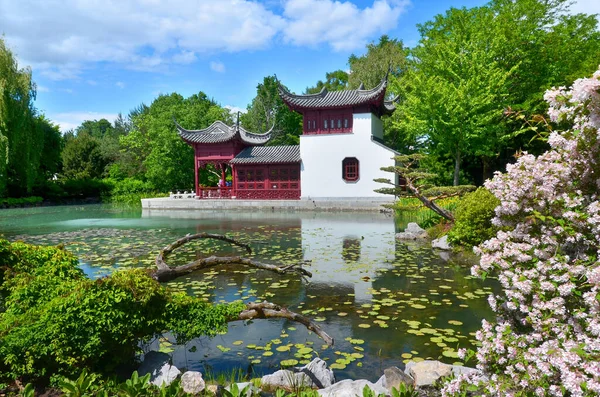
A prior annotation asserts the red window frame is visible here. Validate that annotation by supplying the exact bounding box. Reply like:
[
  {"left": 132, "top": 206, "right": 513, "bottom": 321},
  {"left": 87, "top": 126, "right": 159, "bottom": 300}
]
[{"left": 342, "top": 157, "right": 359, "bottom": 182}]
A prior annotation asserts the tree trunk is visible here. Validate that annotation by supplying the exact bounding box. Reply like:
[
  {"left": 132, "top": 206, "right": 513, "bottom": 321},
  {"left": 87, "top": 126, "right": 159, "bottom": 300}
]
[
  {"left": 482, "top": 156, "right": 492, "bottom": 182},
  {"left": 453, "top": 151, "right": 461, "bottom": 186}
]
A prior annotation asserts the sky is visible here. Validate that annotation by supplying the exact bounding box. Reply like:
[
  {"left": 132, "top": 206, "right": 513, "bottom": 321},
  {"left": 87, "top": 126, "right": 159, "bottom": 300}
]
[{"left": 1, "top": 0, "right": 599, "bottom": 133}]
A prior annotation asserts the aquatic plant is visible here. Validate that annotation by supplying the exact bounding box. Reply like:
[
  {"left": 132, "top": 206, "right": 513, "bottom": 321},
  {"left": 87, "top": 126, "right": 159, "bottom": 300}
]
[{"left": 443, "top": 68, "right": 600, "bottom": 395}]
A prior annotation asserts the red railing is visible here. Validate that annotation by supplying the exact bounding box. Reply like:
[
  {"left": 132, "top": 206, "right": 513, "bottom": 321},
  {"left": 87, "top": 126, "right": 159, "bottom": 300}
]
[
  {"left": 235, "top": 189, "right": 300, "bottom": 200},
  {"left": 197, "top": 187, "right": 233, "bottom": 199}
]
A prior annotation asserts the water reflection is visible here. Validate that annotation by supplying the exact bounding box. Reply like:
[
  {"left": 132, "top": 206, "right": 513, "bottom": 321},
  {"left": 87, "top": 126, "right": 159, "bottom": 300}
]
[{"left": 2, "top": 205, "right": 495, "bottom": 382}]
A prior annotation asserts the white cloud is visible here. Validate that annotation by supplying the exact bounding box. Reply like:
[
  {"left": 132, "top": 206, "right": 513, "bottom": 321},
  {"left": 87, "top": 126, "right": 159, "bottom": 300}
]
[
  {"left": 37, "top": 85, "right": 50, "bottom": 93},
  {"left": 224, "top": 105, "right": 247, "bottom": 118},
  {"left": 172, "top": 50, "right": 196, "bottom": 64},
  {"left": 116, "top": 81, "right": 125, "bottom": 89},
  {"left": 210, "top": 61, "right": 226, "bottom": 73},
  {"left": 1, "top": 0, "right": 284, "bottom": 79},
  {"left": 282, "top": 0, "right": 409, "bottom": 51},
  {"left": 49, "top": 111, "right": 119, "bottom": 133},
  {"left": 1, "top": 0, "right": 408, "bottom": 78}
]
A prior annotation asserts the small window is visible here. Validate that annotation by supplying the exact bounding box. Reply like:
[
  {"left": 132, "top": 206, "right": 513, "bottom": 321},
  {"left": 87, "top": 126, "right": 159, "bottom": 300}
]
[
  {"left": 344, "top": 118, "right": 348, "bottom": 128},
  {"left": 330, "top": 119, "right": 334, "bottom": 129},
  {"left": 337, "top": 119, "right": 342, "bottom": 128},
  {"left": 324, "top": 119, "right": 328, "bottom": 129},
  {"left": 342, "top": 157, "right": 359, "bottom": 182}
]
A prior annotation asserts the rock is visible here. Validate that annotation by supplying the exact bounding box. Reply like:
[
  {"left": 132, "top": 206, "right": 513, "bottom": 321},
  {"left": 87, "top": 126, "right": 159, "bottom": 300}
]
[
  {"left": 318, "top": 379, "right": 388, "bottom": 397},
  {"left": 395, "top": 222, "right": 427, "bottom": 240},
  {"left": 261, "top": 358, "right": 334, "bottom": 390},
  {"left": 374, "top": 374, "right": 386, "bottom": 390},
  {"left": 384, "top": 366, "right": 414, "bottom": 391},
  {"left": 138, "top": 351, "right": 181, "bottom": 387},
  {"left": 405, "top": 360, "right": 452, "bottom": 387},
  {"left": 261, "top": 370, "right": 313, "bottom": 390},
  {"left": 432, "top": 235, "right": 451, "bottom": 250},
  {"left": 298, "top": 358, "right": 335, "bottom": 388},
  {"left": 451, "top": 365, "right": 480, "bottom": 377},
  {"left": 181, "top": 371, "right": 205, "bottom": 394},
  {"left": 437, "top": 251, "right": 451, "bottom": 261}
]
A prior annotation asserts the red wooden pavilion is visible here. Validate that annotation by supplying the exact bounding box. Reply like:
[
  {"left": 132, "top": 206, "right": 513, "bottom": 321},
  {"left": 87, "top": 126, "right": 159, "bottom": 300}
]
[{"left": 175, "top": 120, "right": 301, "bottom": 199}]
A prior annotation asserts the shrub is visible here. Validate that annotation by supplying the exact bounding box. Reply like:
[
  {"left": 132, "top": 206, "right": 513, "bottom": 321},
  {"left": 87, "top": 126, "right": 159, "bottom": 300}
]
[
  {"left": 447, "top": 187, "right": 499, "bottom": 247},
  {"left": 61, "top": 178, "right": 113, "bottom": 198},
  {"left": 442, "top": 68, "right": 600, "bottom": 396},
  {"left": 103, "top": 178, "right": 166, "bottom": 205},
  {"left": 0, "top": 239, "right": 244, "bottom": 383}
]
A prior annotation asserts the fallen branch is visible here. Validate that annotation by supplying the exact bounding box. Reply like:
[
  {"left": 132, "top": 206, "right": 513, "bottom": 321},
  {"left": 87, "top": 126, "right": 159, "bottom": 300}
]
[
  {"left": 153, "top": 233, "right": 312, "bottom": 282},
  {"left": 152, "top": 233, "right": 332, "bottom": 345},
  {"left": 238, "top": 302, "right": 334, "bottom": 346}
]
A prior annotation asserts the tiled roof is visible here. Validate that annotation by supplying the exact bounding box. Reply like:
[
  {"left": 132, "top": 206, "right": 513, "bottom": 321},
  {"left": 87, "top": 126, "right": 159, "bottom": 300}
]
[
  {"left": 278, "top": 78, "right": 395, "bottom": 114},
  {"left": 175, "top": 119, "right": 273, "bottom": 145},
  {"left": 230, "top": 145, "right": 301, "bottom": 164}
]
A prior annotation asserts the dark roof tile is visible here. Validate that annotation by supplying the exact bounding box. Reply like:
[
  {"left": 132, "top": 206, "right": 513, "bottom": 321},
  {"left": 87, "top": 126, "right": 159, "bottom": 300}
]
[
  {"left": 230, "top": 145, "right": 301, "bottom": 164},
  {"left": 175, "top": 120, "right": 273, "bottom": 145},
  {"left": 278, "top": 78, "right": 395, "bottom": 115}
]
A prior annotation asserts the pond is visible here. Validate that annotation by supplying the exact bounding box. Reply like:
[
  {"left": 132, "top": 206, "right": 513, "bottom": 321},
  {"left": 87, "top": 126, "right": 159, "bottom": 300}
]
[{"left": 0, "top": 204, "right": 496, "bottom": 382}]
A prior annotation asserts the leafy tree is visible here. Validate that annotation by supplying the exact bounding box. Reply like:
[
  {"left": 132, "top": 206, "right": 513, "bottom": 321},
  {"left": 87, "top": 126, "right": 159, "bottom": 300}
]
[
  {"left": 240, "top": 76, "right": 302, "bottom": 146},
  {"left": 347, "top": 35, "right": 407, "bottom": 89},
  {"left": 0, "top": 37, "right": 40, "bottom": 197},
  {"left": 34, "top": 115, "right": 62, "bottom": 182},
  {"left": 305, "top": 70, "right": 349, "bottom": 94},
  {"left": 61, "top": 132, "right": 107, "bottom": 180},
  {"left": 391, "top": 7, "right": 514, "bottom": 186},
  {"left": 391, "top": 0, "right": 600, "bottom": 184}
]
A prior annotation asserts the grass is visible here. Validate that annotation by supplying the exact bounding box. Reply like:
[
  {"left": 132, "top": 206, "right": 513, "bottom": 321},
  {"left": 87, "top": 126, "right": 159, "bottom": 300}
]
[{"left": 393, "top": 196, "right": 460, "bottom": 230}]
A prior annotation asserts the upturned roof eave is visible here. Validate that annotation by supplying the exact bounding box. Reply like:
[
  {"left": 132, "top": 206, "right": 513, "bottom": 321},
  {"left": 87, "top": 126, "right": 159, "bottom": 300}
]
[{"left": 175, "top": 118, "right": 273, "bottom": 146}]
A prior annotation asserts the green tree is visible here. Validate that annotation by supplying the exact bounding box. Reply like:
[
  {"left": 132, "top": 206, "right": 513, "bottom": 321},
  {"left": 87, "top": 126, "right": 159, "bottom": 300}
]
[
  {"left": 34, "top": 115, "right": 62, "bottom": 182},
  {"left": 347, "top": 35, "right": 407, "bottom": 89},
  {"left": 240, "top": 76, "right": 302, "bottom": 146},
  {"left": 392, "top": 7, "right": 514, "bottom": 186},
  {"left": 392, "top": 0, "right": 600, "bottom": 184},
  {"left": 487, "top": 0, "right": 600, "bottom": 160},
  {"left": 0, "top": 37, "right": 40, "bottom": 197},
  {"left": 305, "top": 70, "right": 349, "bottom": 94},
  {"left": 61, "top": 132, "right": 106, "bottom": 180}
]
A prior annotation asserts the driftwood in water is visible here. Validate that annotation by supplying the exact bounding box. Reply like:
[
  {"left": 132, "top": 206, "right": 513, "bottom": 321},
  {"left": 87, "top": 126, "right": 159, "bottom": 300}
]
[
  {"left": 153, "top": 233, "right": 333, "bottom": 345},
  {"left": 153, "top": 233, "right": 312, "bottom": 282}
]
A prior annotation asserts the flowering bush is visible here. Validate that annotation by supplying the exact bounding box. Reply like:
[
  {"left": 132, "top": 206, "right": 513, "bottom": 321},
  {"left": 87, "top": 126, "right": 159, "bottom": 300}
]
[{"left": 443, "top": 68, "right": 600, "bottom": 396}]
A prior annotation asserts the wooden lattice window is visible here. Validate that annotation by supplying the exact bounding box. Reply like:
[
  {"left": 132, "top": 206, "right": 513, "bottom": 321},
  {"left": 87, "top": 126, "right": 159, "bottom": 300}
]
[{"left": 342, "top": 157, "right": 359, "bottom": 182}]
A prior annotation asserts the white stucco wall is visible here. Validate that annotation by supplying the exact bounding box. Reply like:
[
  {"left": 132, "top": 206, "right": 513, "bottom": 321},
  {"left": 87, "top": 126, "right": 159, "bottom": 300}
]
[{"left": 300, "top": 113, "right": 397, "bottom": 198}]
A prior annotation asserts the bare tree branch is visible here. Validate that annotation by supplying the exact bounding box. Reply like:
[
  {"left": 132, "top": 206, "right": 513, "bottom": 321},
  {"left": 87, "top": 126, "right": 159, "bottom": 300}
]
[{"left": 152, "top": 233, "right": 333, "bottom": 345}]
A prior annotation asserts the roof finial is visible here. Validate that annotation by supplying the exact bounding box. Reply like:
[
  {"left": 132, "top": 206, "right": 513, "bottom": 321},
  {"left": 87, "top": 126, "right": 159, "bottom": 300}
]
[
  {"left": 358, "top": 81, "right": 365, "bottom": 90},
  {"left": 236, "top": 111, "right": 240, "bottom": 132}
]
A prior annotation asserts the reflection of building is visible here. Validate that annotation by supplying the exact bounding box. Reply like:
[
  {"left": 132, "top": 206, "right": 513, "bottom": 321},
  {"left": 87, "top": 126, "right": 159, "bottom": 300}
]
[
  {"left": 300, "top": 213, "right": 396, "bottom": 302},
  {"left": 176, "top": 78, "right": 399, "bottom": 200}
]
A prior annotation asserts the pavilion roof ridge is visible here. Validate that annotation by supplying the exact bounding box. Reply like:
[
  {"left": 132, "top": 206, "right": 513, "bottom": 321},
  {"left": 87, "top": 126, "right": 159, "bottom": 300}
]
[
  {"left": 277, "top": 76, "right": 394, "bottom": 115},
  {"left": 174, "top": 118, "right": 273, "bottom": 146}
]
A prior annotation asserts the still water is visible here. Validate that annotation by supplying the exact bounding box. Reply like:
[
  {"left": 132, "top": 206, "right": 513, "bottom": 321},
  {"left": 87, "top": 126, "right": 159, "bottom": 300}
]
[{"left": 0, "top": 204, "right": 495, "bottom": 381}]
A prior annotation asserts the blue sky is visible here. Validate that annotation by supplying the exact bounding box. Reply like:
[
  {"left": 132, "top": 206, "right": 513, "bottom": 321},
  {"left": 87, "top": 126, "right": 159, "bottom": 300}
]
[{"left": 1, "top": 0, "right": 598, "bottom": 132}]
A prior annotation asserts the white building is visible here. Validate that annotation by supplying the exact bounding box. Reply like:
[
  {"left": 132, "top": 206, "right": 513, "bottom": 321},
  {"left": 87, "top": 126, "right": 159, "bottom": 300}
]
[{"left": 177, "top": 78, "right": 399, "bottom": 201}]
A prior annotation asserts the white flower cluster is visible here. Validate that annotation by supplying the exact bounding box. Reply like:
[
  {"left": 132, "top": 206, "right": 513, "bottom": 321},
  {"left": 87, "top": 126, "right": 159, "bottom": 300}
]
[{"left": 443, "top": 67, "right": 600, "bottom": 396}]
